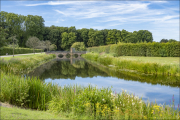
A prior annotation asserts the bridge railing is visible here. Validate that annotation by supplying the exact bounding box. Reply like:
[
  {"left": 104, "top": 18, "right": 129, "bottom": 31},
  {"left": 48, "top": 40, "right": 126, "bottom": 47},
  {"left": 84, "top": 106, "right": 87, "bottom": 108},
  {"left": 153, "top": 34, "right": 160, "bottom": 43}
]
[{"left": 46, "top": 51, "right": 87, "bottom": 53}]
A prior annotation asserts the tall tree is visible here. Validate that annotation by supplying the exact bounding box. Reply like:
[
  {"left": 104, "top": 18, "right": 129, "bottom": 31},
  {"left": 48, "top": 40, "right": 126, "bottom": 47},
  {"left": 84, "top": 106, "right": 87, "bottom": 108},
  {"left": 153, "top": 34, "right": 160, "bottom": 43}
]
[
  {"left": 61, "top": 32, "right": 69, "bottom": 50},
  {"left": 137, "top": 30, "right": 153, "bottom": 43},
  {"left": 94, "top": 31, "right": 104, "bottom": 46},
  {"left": 25, "top": 15, "right": 45, "bottom": 40},
  {"left": 121, "top": 29, "right": 129, "bottom": 43},
  {"left": 49, "top": 29, "right": 60, "bottom": 50},
  {"left": 87, "top": 28, "right": 96, "bottom": 47},
  {"left": 116, "top": 30, "right": 122, "bottom": 43},
  {"left": 81, "top": 28, "right": 89, "bottom": 47},
  {"left": 68, "top": 32, "right": 76, "bottom": 48},
  {"left": 0, "top": 27, "right": 10, "bottom": 49},
  {"left": 107, "top": 30, "right": 117, "bottom": 44}
]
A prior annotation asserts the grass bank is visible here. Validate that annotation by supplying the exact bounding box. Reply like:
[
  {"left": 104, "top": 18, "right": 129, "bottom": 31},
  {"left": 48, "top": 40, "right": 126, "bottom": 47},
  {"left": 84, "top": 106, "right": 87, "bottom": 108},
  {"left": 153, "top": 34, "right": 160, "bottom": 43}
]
[
  {"left": 82, "top": 52, "right": 179, "bottom": 76},
  {"left": 0, "top": 53, "right": 56, "bottom": 75}
]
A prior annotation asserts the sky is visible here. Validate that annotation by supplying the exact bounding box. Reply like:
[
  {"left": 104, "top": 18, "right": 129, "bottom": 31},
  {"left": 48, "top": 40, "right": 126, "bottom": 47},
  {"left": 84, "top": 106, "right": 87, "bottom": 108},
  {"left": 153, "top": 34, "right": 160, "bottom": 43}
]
[{"left": 1, "top": 0, "right": 179, "bottom": 42}]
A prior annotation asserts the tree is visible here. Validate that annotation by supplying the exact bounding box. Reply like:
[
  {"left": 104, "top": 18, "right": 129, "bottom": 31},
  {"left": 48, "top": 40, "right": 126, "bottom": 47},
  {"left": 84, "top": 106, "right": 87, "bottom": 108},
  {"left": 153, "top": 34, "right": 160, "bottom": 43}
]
[
  {"left": 61, "top": 32, "right": 69, "bottom": 50},
  {"left": 137, "top": 30, "right": 153, "bottom": 43},
  {"left": 26, "top": 36, "right": 40, "bottom": 54},
  {"left": 68, "top": 32, "right": 76, "bottom": 47},
  {"left": 116, "top": 30, "right": 122, "bottom": 43},
  {"left": 24, "top": 15, "right": 45, "bottom": 40},
  {"left": 94, "top": 31, "right": 104, "bottom": 46},
  {"left": 49, "top": 44, "right": 57, "bottom": 51},
  {"left": 0, "top": 27, "right": 10, "bottom": 49},
  {"left": 126, "top": 31, "right": 138, "bottom": 43},
  {"left": 71, "top": 42, "right": 86, "bottom": 51},
  {"left": 81, "top": 28, "right": 89, "bottom": 47},
  {"left": 107, "top": 30, "right": 117, "bottom": 44},
  {"left": 121, "top": 29, "right": 129, "bottom": 43},
  {"left": 87, "top": 28, "right": 95, "bottom": 47},
  {"left": 8, "top": 35, "right": 18, "bottom": 57},
  {"left": 168, "top": 39, "right": 177, "bottom": 43},
  {"left": 36, "top": 41, "right": 46, "bottom": 53},
  {"left": 160, "top": 39, "right": 168, "bottom": 43},
  {"left": 44, "top": 40, "right": 51, "bottom": 51}
]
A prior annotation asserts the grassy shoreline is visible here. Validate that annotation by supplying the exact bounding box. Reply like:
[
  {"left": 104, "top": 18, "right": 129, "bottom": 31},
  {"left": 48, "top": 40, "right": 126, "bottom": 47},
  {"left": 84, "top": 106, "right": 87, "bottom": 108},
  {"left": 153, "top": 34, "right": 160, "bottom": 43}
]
[
  {"left": 1, "top": 53, "right": 180, "bottom": 119},
  {"left": 81, "top": 52, "right": 179, "bottom": 76}
]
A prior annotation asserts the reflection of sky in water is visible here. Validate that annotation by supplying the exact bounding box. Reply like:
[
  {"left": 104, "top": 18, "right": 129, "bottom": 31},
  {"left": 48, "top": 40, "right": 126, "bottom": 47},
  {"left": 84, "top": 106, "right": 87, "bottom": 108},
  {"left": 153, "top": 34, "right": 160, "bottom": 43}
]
[{"left": 45, "top": 76, "right": 180, "bottom": 109}]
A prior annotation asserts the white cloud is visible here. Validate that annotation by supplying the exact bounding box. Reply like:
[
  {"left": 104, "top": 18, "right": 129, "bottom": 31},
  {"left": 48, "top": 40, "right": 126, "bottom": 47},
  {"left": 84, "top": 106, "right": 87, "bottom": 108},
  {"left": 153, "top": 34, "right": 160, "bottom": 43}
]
[{"left": 23, "top": 1, "right": 179, "bottom": 41}]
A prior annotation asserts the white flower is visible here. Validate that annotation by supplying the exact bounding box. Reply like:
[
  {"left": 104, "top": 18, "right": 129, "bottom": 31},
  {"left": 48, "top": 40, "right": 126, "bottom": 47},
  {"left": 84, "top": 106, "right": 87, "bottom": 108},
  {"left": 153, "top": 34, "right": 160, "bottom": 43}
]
[
  {"left": 132, "top": 102, "right": 135, "bottom": 105},
  {"left": 102, "top": 99, "right": 105, "bottom": 101}
]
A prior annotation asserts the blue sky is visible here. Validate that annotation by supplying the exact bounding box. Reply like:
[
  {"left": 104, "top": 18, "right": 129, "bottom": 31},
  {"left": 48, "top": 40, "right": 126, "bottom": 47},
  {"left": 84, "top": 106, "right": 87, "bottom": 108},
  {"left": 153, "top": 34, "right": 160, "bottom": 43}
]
[{"left": 2, "top": 0, "right": 179, "bottom": 42}]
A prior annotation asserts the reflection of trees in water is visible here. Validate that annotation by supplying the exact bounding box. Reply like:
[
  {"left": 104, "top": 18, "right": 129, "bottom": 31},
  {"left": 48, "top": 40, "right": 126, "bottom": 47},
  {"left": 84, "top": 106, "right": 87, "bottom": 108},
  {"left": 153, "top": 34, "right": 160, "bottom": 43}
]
[
  {"left": 87, "top": 61, "right": 180, "bottom": 88},
  {"left": 28, "top": 59, "right": 109, "bottom": 80},
  {"left": 72, "top": 60, "right": 85, "bottom": 68},
  {"left": 28, "top": 59, "right": 180, "bottom": 88},
  {"left": 28, "top": 60, "right": 56, "bottom": 77}
]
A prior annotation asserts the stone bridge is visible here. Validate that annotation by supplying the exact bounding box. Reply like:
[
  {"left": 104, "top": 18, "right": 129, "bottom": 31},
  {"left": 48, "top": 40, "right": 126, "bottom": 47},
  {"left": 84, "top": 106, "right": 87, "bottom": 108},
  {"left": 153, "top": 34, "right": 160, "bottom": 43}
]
[{"left": 46, "top": 48, "right": 87, "bottom": 59}]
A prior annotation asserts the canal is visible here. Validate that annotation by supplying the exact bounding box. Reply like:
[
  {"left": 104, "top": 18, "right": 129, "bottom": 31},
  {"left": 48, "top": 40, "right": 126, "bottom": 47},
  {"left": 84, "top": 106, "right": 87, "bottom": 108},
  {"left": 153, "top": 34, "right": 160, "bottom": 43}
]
[{"left": 28, "top": 58, "right": 180, "bottom": 109}]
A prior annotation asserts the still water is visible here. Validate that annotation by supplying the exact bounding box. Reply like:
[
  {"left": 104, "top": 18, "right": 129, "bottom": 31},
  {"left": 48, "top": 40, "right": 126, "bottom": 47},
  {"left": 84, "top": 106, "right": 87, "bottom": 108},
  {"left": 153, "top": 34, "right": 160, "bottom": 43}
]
[{"left": 28, "top": 58, "right": 180, "bottom": 108}]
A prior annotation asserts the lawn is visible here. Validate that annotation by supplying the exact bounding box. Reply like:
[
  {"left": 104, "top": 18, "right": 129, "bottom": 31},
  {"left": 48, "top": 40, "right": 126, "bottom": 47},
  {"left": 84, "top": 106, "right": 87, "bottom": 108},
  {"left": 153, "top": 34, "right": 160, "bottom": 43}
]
[
  {"left": 1, "top": 106, "right": 67, "bottom": 119},
  {"left": 116, "top": 56, "right": 179, "bottom": 66},
  {"left": 0, "top": 53, "right": 45, "bottom": 61}
]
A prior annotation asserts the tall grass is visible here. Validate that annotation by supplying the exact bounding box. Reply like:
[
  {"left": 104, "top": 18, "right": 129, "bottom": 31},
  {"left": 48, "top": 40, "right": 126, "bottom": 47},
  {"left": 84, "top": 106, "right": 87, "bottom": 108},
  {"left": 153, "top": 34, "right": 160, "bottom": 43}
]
[
  {"left": 82, "top": 53, "right": 179, "bottom": 76},
  {"left": 0, "top": 54, "right": 56, "bottom": 75},
  {"left": 1, "top": 72, "right": 179, "bottom": 119}
]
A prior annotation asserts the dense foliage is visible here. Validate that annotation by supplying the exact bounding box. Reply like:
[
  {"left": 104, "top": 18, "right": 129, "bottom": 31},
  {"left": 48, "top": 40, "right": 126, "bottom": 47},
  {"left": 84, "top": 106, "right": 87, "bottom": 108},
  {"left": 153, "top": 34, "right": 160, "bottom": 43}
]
[
  {"left": 1, "top": 11, "right": 154, "bottom": 51},
  {"left": 87, "top": 42, "right": 180, "bottom": 57}
]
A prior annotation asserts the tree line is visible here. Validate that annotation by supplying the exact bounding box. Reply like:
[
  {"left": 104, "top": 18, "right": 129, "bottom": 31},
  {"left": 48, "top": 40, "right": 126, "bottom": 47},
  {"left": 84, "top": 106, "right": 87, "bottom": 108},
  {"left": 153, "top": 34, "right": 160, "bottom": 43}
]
[{"left": 1, "top": 11, "right": 155, "bottom": 51}]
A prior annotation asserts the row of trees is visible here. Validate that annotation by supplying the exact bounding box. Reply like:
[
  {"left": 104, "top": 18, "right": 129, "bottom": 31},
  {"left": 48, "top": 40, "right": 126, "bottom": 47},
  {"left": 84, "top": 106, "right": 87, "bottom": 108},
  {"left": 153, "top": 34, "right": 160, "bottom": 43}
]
[{"left": 1, "top": 11, "right": 154, "bottom": 51}]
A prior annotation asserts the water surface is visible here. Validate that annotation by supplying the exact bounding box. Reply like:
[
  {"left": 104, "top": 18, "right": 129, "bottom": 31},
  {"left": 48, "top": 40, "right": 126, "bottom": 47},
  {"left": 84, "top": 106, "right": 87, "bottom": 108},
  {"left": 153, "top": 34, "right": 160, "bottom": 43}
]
[{"left": 28, "top": 58, "right": 180, "bottom": 108}]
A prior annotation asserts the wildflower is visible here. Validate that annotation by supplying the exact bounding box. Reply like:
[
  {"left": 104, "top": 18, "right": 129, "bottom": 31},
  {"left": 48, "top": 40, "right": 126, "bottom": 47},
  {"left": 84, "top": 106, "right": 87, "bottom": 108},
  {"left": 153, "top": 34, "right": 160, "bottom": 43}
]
[
  {"left": 132, "top": 102, "right": 135, "bottom": 106},
  {"left": 102, "top": 98, "right": 105, "bottom": 101},
  {"left": 151, "top": 110, "right": 154, "bottom": 114}
]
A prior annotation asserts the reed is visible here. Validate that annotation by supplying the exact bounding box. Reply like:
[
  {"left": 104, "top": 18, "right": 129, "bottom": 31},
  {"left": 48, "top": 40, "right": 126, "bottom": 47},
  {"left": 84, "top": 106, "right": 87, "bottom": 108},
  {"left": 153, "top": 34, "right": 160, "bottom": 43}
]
[{"left": 1, "top": 72, "right": 179, "bottom": 119}]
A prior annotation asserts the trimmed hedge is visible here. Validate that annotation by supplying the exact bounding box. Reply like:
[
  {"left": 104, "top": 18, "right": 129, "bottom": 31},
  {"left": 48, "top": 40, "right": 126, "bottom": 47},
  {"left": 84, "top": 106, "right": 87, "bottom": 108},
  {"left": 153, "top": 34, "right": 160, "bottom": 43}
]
[
  {"left": 87, "top": 42, "right": 180, "bottom": 57},
  {"left": 0, "top": 47, "right": 42, "bottom": 55}
]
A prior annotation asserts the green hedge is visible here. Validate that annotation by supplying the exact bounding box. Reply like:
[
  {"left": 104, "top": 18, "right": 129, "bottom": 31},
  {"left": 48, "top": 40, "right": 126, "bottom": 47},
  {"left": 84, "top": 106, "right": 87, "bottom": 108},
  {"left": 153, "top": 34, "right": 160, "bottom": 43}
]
[
  {"left": 87, "top": 42, "right": 180, "bottom": 57},
  {"left": 0, "top": 47, "right": 42, "bottom": 55}
]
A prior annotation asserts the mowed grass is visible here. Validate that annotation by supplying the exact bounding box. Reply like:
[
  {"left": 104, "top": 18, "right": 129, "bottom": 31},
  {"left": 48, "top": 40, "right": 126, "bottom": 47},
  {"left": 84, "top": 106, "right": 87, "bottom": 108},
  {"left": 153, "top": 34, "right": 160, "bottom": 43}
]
[
  {"left": 1, "top": 106, "right": 67, "bottom": 119},
  {"left": 116, "top": 56, "right": 179, "bottom": 66},
  {"left": 0, "top": 53, "right": 45, "bottom": 61}
]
